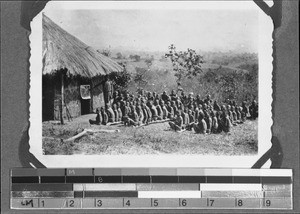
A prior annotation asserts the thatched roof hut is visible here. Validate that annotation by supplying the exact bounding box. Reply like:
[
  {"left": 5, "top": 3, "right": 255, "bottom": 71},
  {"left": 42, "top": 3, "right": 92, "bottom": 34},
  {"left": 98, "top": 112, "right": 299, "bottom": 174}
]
[
  {"left": 42, "top": 14, "right": 123, "bottom": 122},
  {"left": 42, "top": 14, "right": 123, "bottom": 78}
]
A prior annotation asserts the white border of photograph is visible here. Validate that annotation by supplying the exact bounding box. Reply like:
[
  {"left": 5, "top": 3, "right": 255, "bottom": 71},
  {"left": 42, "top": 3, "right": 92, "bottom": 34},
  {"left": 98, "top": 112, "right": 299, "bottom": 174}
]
[{"left": 29, "top": 1, "right": 273, "bottom": 168}]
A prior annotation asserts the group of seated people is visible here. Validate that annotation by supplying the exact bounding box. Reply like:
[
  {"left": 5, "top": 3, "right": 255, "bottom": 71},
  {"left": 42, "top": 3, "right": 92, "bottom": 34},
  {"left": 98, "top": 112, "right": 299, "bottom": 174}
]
[{"left": 89, "top": 89, "right": 258, "bottom": 134}]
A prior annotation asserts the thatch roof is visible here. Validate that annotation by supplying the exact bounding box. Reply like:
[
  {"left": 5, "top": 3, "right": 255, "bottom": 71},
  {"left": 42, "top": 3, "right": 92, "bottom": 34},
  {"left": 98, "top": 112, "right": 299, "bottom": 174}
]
[{"left": 42, "top": 14, "right": 123, "bottom": 78}]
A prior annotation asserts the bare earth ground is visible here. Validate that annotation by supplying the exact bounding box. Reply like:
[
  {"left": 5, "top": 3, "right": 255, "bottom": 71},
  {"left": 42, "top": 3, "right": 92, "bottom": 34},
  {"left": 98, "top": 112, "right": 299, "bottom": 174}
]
[{"left": 42, "top": 114, "right": 258, "bottom": 155}]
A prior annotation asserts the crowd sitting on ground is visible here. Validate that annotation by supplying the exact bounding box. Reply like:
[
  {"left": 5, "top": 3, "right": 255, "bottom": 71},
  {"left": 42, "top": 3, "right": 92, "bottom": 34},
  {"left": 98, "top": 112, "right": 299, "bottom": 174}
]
[{"left": 89, "top": 89, "right": 258, "bottom": 134}]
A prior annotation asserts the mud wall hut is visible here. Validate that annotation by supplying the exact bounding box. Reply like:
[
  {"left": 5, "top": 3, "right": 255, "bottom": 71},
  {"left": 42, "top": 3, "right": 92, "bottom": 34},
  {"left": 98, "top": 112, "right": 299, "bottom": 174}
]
[{"left": 42, "top": 15, "right": 123, "bottom": 122}]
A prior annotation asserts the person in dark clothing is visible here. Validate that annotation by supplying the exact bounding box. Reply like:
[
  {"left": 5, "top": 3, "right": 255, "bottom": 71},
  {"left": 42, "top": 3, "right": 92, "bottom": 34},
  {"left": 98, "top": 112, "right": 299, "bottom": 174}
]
[
  {"left": 241, "top": 101, "right": 249, "bottom": 121},
  {"left": 249, "top": 100, "right": 258, "bottom": 120},
  {"left": 142, "top": 103, "right": 149, "bottom": 124},
  {"left": 100, "top": 107, "right": 108, "bottom": 125},
  {"left": 150, "top": 102, "right": 158, "bottom": 121},
  {"left": 204, "top": 94, "right": 212, "bottom": 105},
  {"left": 166, "top": 101, "right": 174, "bottom": 119},
  {"left": 155, "top": 101, "right": 163, "bottom": 120},
  {"left": 185, "top": 109, "right": 195, "bottom": 131},
  {"left": 211, "top": 111, "right": 219, "bottom": 134},
  {"left": 213, "top": 100, "right": 221, "bottom": 111},
  {"left": 106, "top": 104, "right": 115, "bottom": 123},
  {"left": 113, "top": 104, "right": 119, "bottom": 122},
  {"left": 170, "top": 89, "right": 177, "bottom": 101},
  {"left": 89, "top": 109, "right": 101, "bottom": 125},
  {"left": 169, "top": 111, "right": 183, "bottom": 131},
  {"left": 193, "top": 112, "right": 207, "bottom": 134},
  {"left": 204, "top": 110, "right": 212, "bottom": 134},
  {"left": 124, "top": 106, "right": 139, "bottom": 126},
  {"left": 104, "top": 76, "right": 113, "bottom": 105},
  {"left": 161, "top": 91, "right": 170, "bottom": 102},
  {"left": 117, "top": 102, "right": 122, "bottom": 122}
]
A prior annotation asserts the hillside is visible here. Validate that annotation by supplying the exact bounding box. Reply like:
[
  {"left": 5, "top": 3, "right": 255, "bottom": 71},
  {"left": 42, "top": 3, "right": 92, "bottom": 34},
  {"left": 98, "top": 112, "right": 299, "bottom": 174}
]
[{"left": 109, "top": 50, "right": 258, "bottom": 104}]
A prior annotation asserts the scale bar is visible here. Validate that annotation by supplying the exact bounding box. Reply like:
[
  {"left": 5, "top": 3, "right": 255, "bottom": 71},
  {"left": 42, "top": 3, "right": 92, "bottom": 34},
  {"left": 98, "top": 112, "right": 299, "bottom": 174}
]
[
  {"left": 138, "top": 191, "right": 201, "bottom": 198},
  {"left": 200, "top": 184, "right": 262, "bottom": 191}
]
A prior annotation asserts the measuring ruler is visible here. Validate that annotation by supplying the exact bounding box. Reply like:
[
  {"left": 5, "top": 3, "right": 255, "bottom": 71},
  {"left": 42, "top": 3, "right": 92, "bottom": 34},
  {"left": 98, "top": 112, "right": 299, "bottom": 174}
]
[{"left": 10, "top": 168, "right": 293, "bottom": 209}]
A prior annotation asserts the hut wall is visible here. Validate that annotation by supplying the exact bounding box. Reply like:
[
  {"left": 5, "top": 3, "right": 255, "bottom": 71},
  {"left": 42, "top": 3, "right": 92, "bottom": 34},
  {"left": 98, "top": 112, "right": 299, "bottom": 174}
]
[
  {"left": 42, "top": 76, "right": 55, "bottom": 121},
  {"left": 92, "top": 84, "right": 105, "bottom": 111},
  {"left": 53, "top": 78, "right": 81, "bottom": 120}
]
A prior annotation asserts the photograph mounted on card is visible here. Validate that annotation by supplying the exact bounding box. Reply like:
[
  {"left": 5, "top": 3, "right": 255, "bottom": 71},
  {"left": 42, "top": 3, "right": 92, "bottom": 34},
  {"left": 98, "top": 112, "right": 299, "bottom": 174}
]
[{"left": 29, "top": 1, "right": 273, "bottom": 168}]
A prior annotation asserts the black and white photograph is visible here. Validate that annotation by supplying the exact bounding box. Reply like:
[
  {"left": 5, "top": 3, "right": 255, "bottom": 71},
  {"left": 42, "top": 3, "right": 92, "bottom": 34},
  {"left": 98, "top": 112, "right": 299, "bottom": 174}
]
[{"left": 29, "top": 1, "right": 273, "bottom": 167}]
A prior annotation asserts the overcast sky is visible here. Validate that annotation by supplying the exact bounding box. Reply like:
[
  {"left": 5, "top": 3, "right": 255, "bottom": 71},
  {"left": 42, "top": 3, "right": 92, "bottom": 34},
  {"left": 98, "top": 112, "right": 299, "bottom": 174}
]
[{"left": 44, "top": 3, "right": 259, "bottom": 53}]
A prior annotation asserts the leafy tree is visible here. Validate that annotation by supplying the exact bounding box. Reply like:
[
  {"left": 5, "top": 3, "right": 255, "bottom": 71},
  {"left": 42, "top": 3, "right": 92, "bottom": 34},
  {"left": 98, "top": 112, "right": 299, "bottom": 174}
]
[
  {"left": 144, "top": 56, "right": 154, "bottom": 67},
  {"left": 116, "top": 52, "right": 123, "bottom": 59},
  {"left": 129, "top": 54, "right": 141, "bottom": 62},
  {"left": 109, "top": 67, "right": 131, "bottom": 91},
  {"left": 165, "top": 44, "right": 204, "bottom": 83},
  {"left": 99, "top": 48, "right": 111, "bottom": 57}
]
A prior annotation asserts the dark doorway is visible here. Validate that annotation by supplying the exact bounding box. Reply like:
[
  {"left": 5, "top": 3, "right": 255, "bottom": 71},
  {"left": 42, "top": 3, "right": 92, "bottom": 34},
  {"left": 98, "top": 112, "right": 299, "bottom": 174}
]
[
  {"left": 42, "top": 76, "right": 54, "bottom": 121},
  {"left": 81, "top": 99, "right": 91, "bottom": 115}
]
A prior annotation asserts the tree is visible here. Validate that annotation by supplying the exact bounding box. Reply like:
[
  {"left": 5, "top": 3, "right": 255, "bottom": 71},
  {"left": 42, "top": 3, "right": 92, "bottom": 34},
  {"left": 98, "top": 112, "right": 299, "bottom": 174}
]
[
  {"left": 98, "top": 48, "right": 111, "bottom": 57},
  {"left": 129, "top": 54, "right": 141, "bottom": 62},
  {"left": 116, "top": 52, "right": 123, "bottom": 59},
  {"left": 144, "top": 57, "right": 154, "bottom": 67},
  {"left": 165, "top": 44, "right": 204, "bottom": 83},
  {"left": 109, "top": 66, "right": 131, "bottom": 91}
]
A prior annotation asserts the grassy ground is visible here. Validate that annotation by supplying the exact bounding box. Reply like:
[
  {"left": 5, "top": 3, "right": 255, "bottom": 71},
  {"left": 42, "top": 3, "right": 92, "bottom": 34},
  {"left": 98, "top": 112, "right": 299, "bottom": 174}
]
[{"left": 42, "top": 114, "right": 258, "bottom": 155}]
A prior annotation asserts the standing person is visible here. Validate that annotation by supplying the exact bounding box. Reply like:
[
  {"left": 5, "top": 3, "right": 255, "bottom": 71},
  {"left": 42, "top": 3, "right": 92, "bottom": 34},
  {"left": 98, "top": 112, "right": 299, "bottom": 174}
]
[
  {"left": 241, "top": 101, "right": 249, "bottom": 121},
  {"left": 169, "top": 111, "right": 183, "bottom": 132},
  {"left": 89, "top": 108, "right": 101, "bottom": 125},
  {"left": 103, "top": 76, "right": 113, "bottom": 106},
  {"left": 249, "top": 100, "right": 258, "bottom": 120}
]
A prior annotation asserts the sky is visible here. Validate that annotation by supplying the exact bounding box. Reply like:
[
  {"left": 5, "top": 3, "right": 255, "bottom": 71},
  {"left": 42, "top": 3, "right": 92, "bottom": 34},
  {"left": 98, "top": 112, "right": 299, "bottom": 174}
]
[{"left": 44, "top": 2, "right": 259, "bottom": 53}]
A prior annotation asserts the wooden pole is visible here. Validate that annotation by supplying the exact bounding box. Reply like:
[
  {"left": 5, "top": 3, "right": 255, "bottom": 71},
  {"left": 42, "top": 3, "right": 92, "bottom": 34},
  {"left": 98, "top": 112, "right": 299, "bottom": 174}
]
[{"left": 60, "top": 72, "right": 64, "bottom": 125}]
